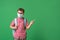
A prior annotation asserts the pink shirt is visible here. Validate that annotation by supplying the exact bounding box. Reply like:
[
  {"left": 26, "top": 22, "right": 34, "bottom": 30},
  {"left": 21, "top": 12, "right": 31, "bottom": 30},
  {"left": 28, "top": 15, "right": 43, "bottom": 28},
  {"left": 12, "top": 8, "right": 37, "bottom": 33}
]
[{"left": 10, "top": 18, "right": 28, "bottom": 38}]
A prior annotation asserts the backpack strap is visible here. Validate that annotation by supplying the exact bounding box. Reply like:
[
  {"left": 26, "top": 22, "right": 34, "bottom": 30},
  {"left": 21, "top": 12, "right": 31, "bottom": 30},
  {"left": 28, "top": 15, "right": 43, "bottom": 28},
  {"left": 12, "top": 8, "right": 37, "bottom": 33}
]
[
  {"left": 12, "top": 18, "right": 17, "bottom": 35},
  {"left": 24, "top": 18, "right": 26, "bottom": 29},
  {"left": 22, "top": 17, "right": 26, "bottom": 28},
  {"left": 15, "top": 18, "right": 18, "bottom": 26}
]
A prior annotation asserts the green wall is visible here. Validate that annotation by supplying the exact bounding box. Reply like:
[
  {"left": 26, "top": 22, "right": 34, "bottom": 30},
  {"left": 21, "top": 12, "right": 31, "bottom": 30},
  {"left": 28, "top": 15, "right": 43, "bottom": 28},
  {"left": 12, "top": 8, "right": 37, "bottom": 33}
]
[{"left": 0, "top": 0, "right": 60, "bottom": 40}]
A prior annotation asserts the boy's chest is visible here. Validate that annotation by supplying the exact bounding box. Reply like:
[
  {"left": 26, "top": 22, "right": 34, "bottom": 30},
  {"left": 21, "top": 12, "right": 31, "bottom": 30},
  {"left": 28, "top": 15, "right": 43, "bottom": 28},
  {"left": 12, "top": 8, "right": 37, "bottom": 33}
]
[{"left": 17, "top": 18, "right": 24, "bottom": 26}]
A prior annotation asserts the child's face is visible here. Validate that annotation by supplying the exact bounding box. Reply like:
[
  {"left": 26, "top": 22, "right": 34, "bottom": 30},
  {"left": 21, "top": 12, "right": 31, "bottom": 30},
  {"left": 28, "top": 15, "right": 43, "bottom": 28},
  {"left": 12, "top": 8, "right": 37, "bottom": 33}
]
[{"left": 17, "top": 10, "right": 24, "bottom": 18}]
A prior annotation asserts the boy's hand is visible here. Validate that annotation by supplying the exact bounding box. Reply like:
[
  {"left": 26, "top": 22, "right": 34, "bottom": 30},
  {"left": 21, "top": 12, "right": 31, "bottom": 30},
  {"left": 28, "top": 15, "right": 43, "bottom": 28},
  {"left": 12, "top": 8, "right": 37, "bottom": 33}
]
[
  {"left": 26, "top": 20, "right": 34, "bottom": 29},
  {"left": 30, "top": 20, "right": 34, "bottom": 25}
]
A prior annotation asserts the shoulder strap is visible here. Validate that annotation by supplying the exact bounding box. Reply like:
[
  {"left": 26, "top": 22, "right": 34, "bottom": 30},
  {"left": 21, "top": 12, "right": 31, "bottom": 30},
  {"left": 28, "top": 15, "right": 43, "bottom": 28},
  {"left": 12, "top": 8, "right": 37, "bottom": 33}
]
[
  {"left": 24, "top": 18, "right": 26, "bottom": 29},
  {"left": 14, "top": 18, "right": 18, "bottom": 26},
  {"left": 12, "top": 18, "right": 17, "bottom": 35}
]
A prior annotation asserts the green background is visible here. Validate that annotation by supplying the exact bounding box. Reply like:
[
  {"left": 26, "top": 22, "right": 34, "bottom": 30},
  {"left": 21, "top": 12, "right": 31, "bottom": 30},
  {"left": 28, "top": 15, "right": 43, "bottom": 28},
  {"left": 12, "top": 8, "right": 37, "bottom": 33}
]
[{"left": 0, "top": 0, "right": 60, "bottom": 40}]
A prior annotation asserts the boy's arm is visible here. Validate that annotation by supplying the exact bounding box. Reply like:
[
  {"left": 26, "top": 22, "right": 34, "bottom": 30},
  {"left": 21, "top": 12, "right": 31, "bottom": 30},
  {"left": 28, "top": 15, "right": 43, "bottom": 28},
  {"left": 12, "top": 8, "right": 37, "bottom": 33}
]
[
  {"left": 10, "top": 20, "right": 17, "bottom": 29},
  {"left": 10, "top": 26, "right": 17, "bottom": 29},
  {"left": 26, "top": 20, "right": 34, "bottom": 29}
]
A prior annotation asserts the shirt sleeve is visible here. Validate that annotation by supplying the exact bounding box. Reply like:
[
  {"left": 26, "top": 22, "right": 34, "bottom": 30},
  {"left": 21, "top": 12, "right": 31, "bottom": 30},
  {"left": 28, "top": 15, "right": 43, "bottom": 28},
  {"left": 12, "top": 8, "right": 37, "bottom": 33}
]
[{"left": 10, "top": 20, "right": 15, "bottom": 27}]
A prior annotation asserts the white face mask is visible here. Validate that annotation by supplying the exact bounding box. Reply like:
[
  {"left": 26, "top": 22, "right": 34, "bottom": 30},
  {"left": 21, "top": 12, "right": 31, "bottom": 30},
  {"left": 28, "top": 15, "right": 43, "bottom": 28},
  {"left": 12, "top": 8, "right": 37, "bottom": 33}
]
[{"left": 17, "top": 13, "right": 23, "bottom": 18}]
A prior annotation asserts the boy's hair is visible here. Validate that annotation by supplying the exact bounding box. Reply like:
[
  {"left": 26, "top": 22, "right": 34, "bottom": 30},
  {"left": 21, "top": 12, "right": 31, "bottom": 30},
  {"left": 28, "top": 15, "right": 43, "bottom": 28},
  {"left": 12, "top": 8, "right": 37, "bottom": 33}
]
[{"left": 17, "top": 8, "right": 25, "bottom": 13}]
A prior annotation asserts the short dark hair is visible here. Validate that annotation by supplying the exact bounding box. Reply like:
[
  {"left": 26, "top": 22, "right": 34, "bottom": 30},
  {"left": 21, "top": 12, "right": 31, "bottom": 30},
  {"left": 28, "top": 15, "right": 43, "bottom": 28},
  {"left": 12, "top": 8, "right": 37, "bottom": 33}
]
[{"left": 17, "top": 8, "right": 25, "bottom": 13}]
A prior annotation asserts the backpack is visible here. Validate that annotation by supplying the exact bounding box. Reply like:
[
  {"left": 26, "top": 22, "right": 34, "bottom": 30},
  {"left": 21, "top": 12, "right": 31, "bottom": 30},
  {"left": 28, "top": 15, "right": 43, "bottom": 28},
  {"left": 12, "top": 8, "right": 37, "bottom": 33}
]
[{"left": 12, "top": 18, "right": 26, "bottom": 35}]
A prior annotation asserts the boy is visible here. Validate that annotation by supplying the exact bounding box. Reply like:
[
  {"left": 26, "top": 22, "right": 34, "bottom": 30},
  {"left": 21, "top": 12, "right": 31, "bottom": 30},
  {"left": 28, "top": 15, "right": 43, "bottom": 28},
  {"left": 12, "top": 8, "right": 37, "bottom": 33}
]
[{"left": 10, "top": 8, "right": 34, "bottom": 40}]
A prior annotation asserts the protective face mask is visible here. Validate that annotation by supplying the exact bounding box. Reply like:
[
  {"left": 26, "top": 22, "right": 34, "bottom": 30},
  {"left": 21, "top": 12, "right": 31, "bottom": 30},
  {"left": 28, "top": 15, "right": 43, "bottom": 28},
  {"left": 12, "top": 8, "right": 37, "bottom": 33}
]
[{"left": 17, "top": 13, "right": 23, "bottom": 18}]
